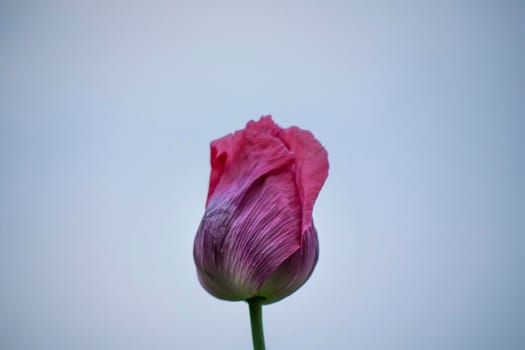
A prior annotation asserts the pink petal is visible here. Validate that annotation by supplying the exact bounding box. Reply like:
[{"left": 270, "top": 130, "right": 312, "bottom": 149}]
[
  {"left": 194, "top": 168, "right": 302, "bottom": 300},
  {"left": 278, "top": 126, "right": 329, "bottom": 237},
  {"left": 256, "top": 224, "right": 319, "bottom": 304},
  {"left": 206, "top": 116, "right": 294, "bottom": 207}
]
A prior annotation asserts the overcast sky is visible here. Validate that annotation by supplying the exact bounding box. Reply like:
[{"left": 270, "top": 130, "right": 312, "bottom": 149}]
[{"left": 1, "top": 1, "right": 524, "bottom": 349}]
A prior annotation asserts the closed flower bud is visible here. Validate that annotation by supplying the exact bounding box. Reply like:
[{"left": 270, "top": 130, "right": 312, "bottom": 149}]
[{"left": 193, "top": 116, "right": 329, "bottom": 304}]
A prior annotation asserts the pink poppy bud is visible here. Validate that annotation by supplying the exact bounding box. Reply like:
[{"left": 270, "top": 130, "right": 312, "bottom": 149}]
[{"left": 193, "top": 116, "right": 329, "bottom": 304}]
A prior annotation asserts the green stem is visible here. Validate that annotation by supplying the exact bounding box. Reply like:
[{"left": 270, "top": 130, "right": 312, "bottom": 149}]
[{"left": 248, "top": 297, "right": 266, "bottom": 350}]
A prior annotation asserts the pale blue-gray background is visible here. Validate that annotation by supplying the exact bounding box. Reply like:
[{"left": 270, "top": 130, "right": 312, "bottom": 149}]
[{"left": 1, "top": 1, "right": 524, "bottom": 349}]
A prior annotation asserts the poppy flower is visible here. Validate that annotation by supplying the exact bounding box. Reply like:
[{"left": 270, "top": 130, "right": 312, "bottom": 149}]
[{"left": 193, "top": 116, "right": 329, "bottom": 304}]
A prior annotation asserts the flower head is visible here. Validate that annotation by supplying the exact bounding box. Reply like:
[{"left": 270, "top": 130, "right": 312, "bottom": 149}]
[{"left": 193, "top": 116, "right": 328, "bottom": 304}]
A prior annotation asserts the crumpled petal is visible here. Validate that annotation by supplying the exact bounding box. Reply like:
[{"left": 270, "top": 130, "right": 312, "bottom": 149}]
[
  {"left": 256, "top": 225, "right": 319, "bottom": 304},
  {"left": 194, "top": 168, "right": 301, "bottom": 300},
  {"left": 206, "top": 117, "right": 294, "bottom": 207},
  {"left": 278, "top": 126, "right": 329, "bottom": 237}
]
